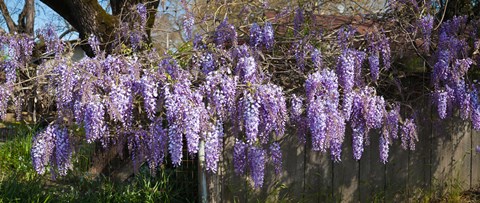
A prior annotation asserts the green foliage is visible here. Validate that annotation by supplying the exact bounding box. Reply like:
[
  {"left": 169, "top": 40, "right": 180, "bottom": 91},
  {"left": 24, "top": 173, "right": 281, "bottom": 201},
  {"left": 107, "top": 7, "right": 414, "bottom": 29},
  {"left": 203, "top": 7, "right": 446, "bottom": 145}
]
[{"left": 0, "top": 123, "right": 194, "bottom": 202}]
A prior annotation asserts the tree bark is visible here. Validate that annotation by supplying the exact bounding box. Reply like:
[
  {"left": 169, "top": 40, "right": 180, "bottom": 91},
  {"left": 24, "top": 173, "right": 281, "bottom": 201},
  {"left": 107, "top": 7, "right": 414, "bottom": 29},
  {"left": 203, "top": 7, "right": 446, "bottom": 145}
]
[
  {"left": 18, "top": 0, "right": 35, "bottom": 35},
  {"left": 40, "top": 0, "right": 118, "bottom": 49}
]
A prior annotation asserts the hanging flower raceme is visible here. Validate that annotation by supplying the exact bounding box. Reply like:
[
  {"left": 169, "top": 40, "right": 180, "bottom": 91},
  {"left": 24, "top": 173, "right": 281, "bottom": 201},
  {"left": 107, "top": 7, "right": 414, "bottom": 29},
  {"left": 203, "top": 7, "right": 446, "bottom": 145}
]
[
  {"left": 205, "top": 120, "right": 224, "bottom": 173},
  {"left": 148, "top": 118, "right": 168, "bottom": 174},
  {"left": 306, "top": 69, "right": 344, "bottom": 154},
  {"left": 31, "top": 124, "right": 72, "bottom": 176},
  {"left": 257, "top": 84, "right": 288, "bottom": 143}
]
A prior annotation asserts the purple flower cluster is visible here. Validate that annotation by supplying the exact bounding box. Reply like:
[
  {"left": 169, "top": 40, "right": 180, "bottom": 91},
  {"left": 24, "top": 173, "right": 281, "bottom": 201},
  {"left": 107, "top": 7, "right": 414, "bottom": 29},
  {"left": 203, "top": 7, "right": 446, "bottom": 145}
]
[
  {"left": 203, "top": 71, "right": 238, "bottom": 120},
  {"left": 436, "top": 90, "right": 448, "bottom": 119},
  {"left": 205, "top": 121, "right": 224, "bottom": 173},
  {"left": 257, "top": 84, "right": 288, "bottom": 142},
  {"left": 233, "top": 139, "right": 247, "bottom": 175},
  {"left": 337, "top": 49, "right": 359, "bottom": 93},
  {"left": 243, "top": 91, "right": 260, "bottom": 144},
  {"left": 148, "top": 118, "right": 167, "bottom": 173},
  {"left": 311, "top": 48, "right": 323, "bottom": 70},
  {"left": 250, "top": 22, "right": 275, "bottom": 49},
  {"left": 249, "top": 146, "right": 266, "bottom": 188},
  {"left": 400, "top": 118, "right": 418, "bottom": 150},
  {"left": 0, "top": 85, "right": 11, "bottom": 120},
  {"left": 263, "top": 22, "right": 274, "bottom": 49},
  {"left": 215, "top": 19, "right": 237, "bottom": 47},
  {"left": 418, "top": 14, "right": 434, "bottom": 52},
  {"left": 140, "top": 71, "right": 159, "bottom": 121},
  {"left": 294, "top": 8, "right": 304, "bottom": 36},
  {"left": 84, "top": 95, "right": 107, "bottom": 143},
  {"left": 237, "top": 56, "right": 257, "bottom": 84},
  {"left": 269, "top": 142, "right": 282, "bottom": 175},
  {"left": 366, "top": 95, "right": 385, "bottom": 130},
  {"left": 31, "top": 125, "right": 72, "bottom": 176},
  {"left": 183, "top": 13, "right": 194, "bottom": 40},
  {"left": 306, "top": 69, "right": 344, "bottom": 153},
  {"left": 250, "top": 23, "right": 263, "bottom": 48},
  {"left": 379, "top": 135, "right": 390, "bottom": 163},
  {"left": 383, "top": 105, "right": 400, "bottom": 139},
  {"left": 128, "top": 129, "right": 149, "bottom": 171},
  {"left": 37, "top": 25, "right": 64, "bottom": 57}
]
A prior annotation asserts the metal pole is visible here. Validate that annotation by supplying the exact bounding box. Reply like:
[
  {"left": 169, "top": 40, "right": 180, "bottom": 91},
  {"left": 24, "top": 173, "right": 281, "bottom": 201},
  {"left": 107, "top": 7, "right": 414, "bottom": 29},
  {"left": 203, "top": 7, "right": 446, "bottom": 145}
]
[{"left": 198, "top": 139, "right": 207, "bottom": 203}]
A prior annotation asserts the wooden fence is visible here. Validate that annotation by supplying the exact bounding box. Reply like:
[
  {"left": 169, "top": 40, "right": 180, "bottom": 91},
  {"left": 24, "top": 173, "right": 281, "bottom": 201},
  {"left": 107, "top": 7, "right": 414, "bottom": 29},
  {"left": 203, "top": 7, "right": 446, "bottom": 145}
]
[{"left": 207, "top": 100, "right": 480, "bottom": 202}]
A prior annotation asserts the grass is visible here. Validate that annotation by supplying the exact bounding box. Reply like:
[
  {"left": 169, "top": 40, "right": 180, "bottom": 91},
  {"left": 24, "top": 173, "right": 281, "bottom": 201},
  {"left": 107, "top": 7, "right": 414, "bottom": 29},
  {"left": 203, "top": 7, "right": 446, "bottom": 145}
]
[{"left": 0, "top": 123, "right": 196, "bottom": 202}]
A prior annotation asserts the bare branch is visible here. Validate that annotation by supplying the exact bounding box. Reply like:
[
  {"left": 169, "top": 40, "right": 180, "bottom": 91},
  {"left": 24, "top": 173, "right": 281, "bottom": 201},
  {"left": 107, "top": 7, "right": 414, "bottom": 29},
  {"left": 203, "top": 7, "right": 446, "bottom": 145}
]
[{"left": 0, "top": 0, "right": 17, "bottom": 33}]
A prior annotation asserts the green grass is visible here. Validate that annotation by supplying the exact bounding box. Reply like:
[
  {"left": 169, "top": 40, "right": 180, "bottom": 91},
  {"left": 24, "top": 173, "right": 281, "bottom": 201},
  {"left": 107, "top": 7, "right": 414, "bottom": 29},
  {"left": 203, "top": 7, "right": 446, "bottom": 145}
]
[{"left": 0, "top": 123, "right": 195, "bottom": 202}]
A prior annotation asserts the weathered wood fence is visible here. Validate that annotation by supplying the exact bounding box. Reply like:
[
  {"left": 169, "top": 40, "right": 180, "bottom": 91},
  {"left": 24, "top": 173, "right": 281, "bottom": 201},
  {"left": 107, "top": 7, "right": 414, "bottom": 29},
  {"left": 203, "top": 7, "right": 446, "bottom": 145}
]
[{"left": 207, "top": 100, "right": 480, "bottom": 202}]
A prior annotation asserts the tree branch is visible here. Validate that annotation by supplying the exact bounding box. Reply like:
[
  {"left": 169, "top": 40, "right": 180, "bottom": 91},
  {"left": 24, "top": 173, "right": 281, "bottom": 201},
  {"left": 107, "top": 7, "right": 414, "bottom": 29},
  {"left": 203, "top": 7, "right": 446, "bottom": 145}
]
[
  {"left": 0, "top": 0, "right": 17, "bottom": 33},
  {"left": 18, "top": 0, "right": 35, "bottom": 35}
]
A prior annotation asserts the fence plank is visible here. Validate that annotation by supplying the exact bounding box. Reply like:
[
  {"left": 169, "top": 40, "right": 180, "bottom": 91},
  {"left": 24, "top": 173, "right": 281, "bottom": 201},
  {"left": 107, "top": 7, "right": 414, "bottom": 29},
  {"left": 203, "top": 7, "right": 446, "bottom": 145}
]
[
  {"left": 333, "top": 128, "right": 359, "bottom": 203},
  {"left": 472, "top": 128, "right": 480, "bottom": 188},
  {"left": 359, "top": 131, "right": 385, "bottom": 202},
  {"left": 385, "top": 140, "right": 409, "bottom": 201},
  {"left": 407, "top": 105, "right": 433, "bottom": 200},
  {"left": 304, "top": 143, "right": 332, "bottom": 202},
  {"left": 220, "top": 135, "right": 246, "bottom": 203},
  {"left": 450, "top": 121, "right": 472, "bottom": 190},
  {"left": 277, "top": 133, "right": 306, "bottom": 202}
]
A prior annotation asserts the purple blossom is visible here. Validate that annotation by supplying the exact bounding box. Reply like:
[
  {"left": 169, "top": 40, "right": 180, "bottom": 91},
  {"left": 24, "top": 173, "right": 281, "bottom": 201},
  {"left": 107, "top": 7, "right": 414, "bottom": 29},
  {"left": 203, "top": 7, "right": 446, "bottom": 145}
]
[
  {"left": 269, "top": 142, "right": 282, "bottom": 174},
  {"left": 369, "top": 54, "right": 380, "bottom": 81},
  {"left": 243, "top": 91, "right": 260, "bottom": 144},
  {"left": 263, "top": 22, "right": 274, "bottom": 49},
  {"left": 183, "top": 13, "right": 194, "bottom": 40},
  {"left": 108, "top": 77, "right": 133, "bottom": 128},
  {"left": 383, "top": 105, "right": 400, "bottom": 139},
  {"left": 249, "top": 146, "right": 266, "bottom": 188},
  {"left": 379, "top": 32, "right": 391, "bottom": 70},
  {"left": 400, "top": 118, "right": 418, "bottom": 150},
  {"left": 140, "top": 71, "right": 158, "bottom": 120},
  {"left": 337, "top": 26, "right": 356, "bottom": 50},
  {"left": 136, "top": 3, "right": 148, "bottom": 27},
  {"left": 294, "top": 8, "right": 304, "bottom": 36},
  {"left": 293, "top": 41, "right": 305, "bottom": 70},
  {"left": 418, "top": 14, "right": 434, "bottom": 52},
  {"left": 205, "top": 121, "right": 224, "bottom": 173},
  {"left": 337, "top": 49, "right": 356, "bottom": 93},
  {"left": 233, "top": 139, "right": 247, "bottom": 175},
  {"left": 164, "top": 85, "right": 184, "bottom": 167},
  {"left": 436, "top": 90, "right": 448, "bottom": 119},
  {"left": 37, "top": 24, "right": 64, "bottom": 57},
  {"left": 31, "top": 124, "right": 72, "bottom": 176},
  {"left": 237, "top": 56, "right": 257, "bottom": 83},
  {"left": 203, "top": 71, "right": 237, "bottom": 120},
  {"left": 88, "top": 34, "right": 101, "bottom": 55},
  {"left": 250, "top": 23, "right": 263, "bottom": 47},
  {"left": 258, "top": 84, "right": 288, "bottom": 141},
  {"left": 0, "top": 85, "right": 11, "bottom": 120},
  {"left": 148, "top": 118, "right": 167, "bottom": 173},
  {"left": 128, "top": 130, "right": 149, "bottom": 172},
  {"left": 379, "top": 135, "right": 390, "bottom": 164},
  {"left": 84, "top": 95, "right": 107, "bottom": 143},
  {"left": 311, "top": 48, "right": 323, "bottom": 70},
  {"left": 290, "top": 94, "right": 303, "bottom": 121},
  {"left": 200, "top": 52, "right": 215, "bottom": 74},
  {"left": 184, "top": 91, "right": 203, "bottom": 155},
  {"left": 366, "top": 95, "right": 385, "bottom": 130},
  {"left": 215, "top": 19, "right": 237, "bottom": 47}
]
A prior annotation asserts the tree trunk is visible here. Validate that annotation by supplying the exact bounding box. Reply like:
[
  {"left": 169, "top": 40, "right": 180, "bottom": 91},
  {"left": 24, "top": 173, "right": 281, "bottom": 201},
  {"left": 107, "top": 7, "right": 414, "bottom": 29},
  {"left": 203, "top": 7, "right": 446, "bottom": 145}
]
[{"left": 40, "top": 0, "right": 118, "bottom": 54}]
